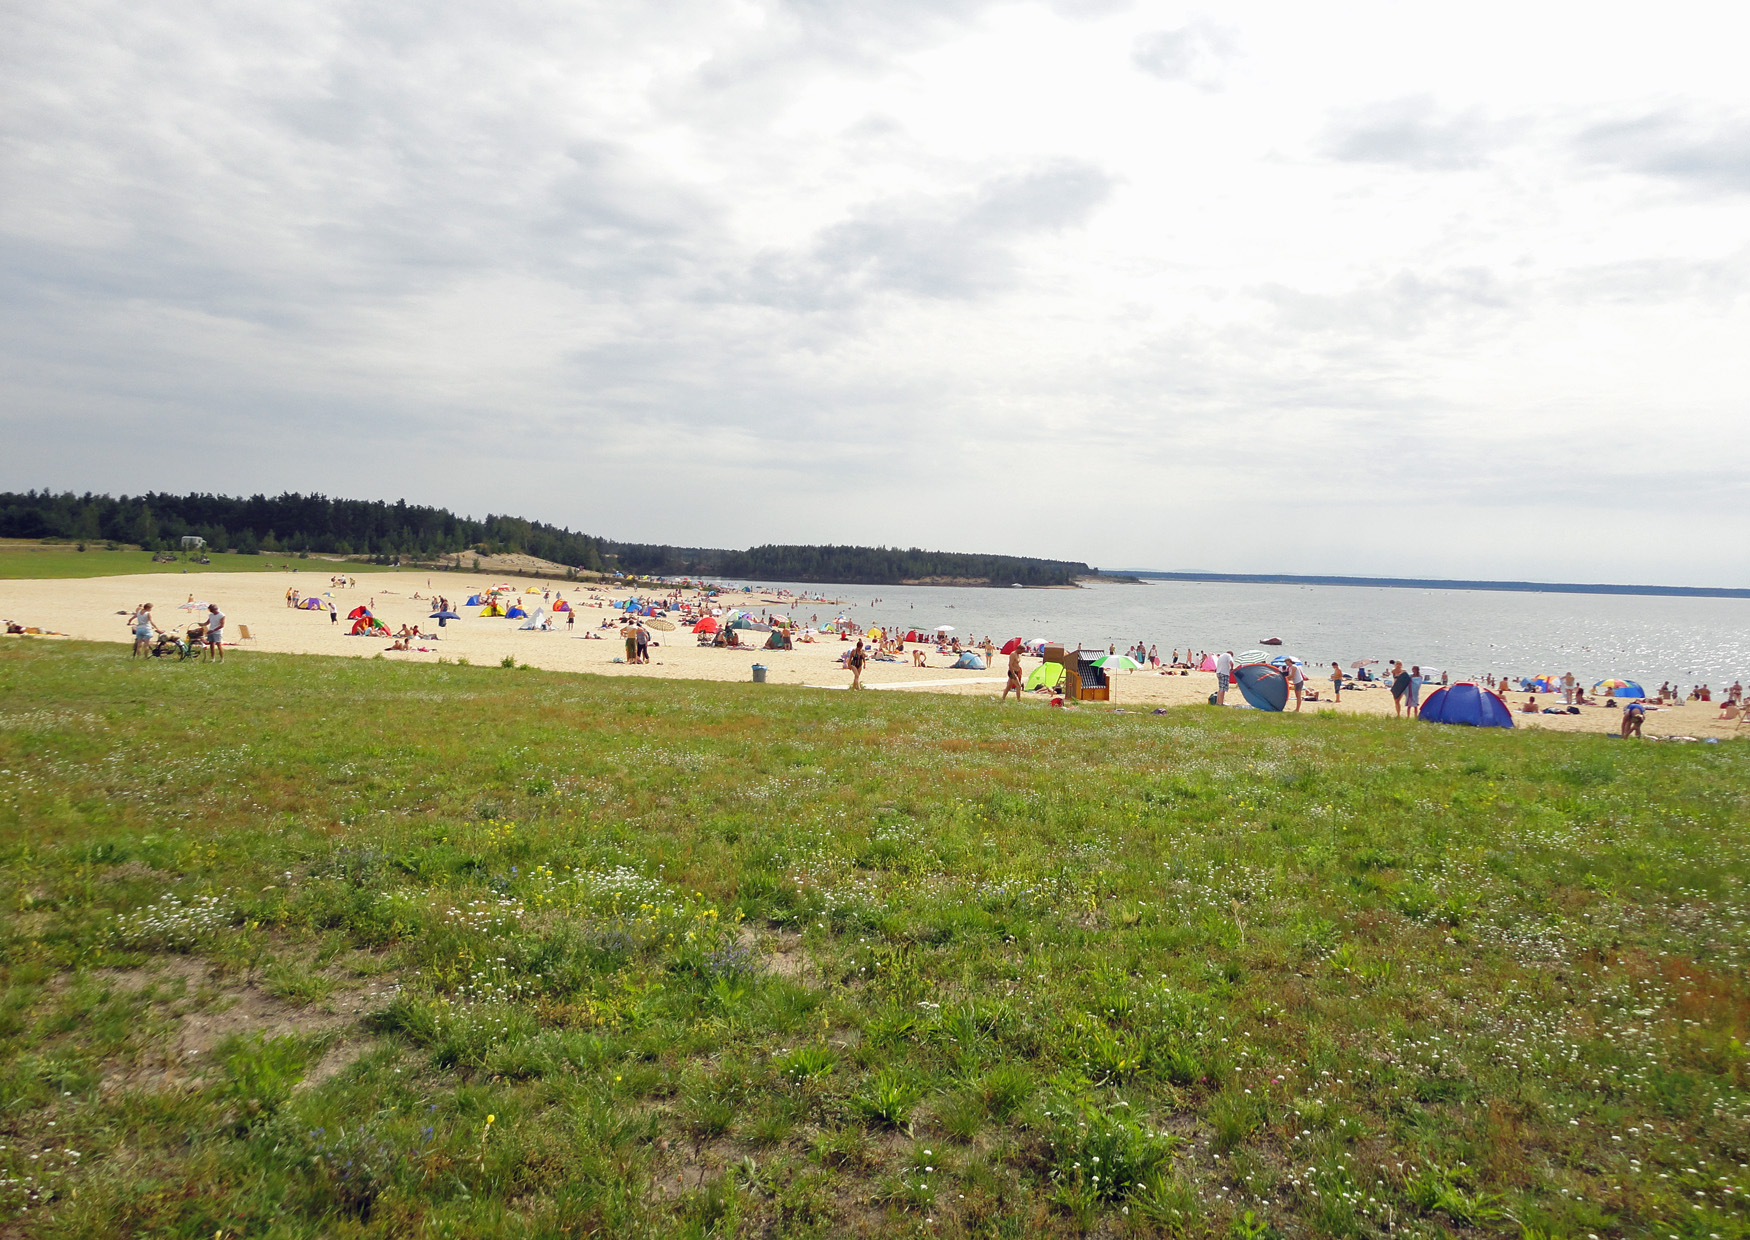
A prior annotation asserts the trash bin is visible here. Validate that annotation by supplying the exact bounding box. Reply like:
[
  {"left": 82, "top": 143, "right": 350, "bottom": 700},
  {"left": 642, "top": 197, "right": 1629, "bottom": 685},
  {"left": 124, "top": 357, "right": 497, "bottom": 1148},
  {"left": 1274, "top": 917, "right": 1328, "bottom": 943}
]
[{"left": 751, "top": 664, "right": 767, "bottom": 684}]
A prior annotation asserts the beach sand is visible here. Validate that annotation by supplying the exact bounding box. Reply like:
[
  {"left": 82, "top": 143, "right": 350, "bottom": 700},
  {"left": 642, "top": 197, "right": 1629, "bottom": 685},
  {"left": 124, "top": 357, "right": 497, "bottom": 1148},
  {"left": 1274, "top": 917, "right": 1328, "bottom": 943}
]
[{"left": 2, "top": 570, "right": 1739, "bottom": 741}]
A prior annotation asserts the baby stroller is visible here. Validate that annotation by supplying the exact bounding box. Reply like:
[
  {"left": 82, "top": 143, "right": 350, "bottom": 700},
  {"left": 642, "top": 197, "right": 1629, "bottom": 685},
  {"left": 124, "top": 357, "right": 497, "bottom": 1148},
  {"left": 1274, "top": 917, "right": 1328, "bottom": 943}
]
[{"left": 151, "top": 630, "right": 199, "bottom": 660}]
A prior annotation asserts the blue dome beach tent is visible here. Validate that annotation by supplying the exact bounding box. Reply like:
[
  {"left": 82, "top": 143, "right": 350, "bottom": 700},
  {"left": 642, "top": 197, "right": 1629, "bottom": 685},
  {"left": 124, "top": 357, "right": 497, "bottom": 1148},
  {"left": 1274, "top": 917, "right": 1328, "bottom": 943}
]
[
  {"left": 1234, "top": 663, "right": 1288, "bottom": 711},
  {"left": 1420, "top": 682, "right": 1515, "bottom": 728},
  {"left": 952, "top": 652, "right": 986, "bottom": 670},
  {"left": 1594, "top": 679, "right": 1647, "bottom": 698},
  {"left": 505, "top": 605, "right": 527, "bottom": 619},
  {"left": 465, "top": 594, "right": 485, "bottom": 606},
  {"left": 297, "top": 596, "right": 325, "bottom": 610}
]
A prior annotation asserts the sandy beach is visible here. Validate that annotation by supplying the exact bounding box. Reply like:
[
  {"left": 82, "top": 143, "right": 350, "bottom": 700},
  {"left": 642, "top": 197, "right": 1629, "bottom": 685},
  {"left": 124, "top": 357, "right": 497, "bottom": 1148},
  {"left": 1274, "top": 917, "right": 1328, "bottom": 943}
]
[{"left": 3, "top": 569, "right": 1739, "bottom": 740}]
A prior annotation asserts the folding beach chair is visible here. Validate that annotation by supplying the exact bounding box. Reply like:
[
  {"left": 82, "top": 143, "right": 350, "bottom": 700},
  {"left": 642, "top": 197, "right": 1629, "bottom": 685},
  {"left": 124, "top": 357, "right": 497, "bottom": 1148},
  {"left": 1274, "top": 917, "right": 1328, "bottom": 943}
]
[{"left": 237, "top": 624, "right": 255, "bottom": 642}]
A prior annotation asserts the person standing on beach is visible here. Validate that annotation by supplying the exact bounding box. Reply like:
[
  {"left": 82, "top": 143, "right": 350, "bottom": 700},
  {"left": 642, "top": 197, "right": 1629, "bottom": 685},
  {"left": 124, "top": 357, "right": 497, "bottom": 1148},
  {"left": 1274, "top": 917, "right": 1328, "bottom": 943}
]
[
  {"left": 1214, "top": 650, "right": 1234, "bottom": 706},
  {"left": 1002, "top": 643, "right": 1024, "bottom": 703},
  {"left": 1407, "top": 665, "right": 1423, "bottom": 717},
  {"left": 1390, "top": 661, "right": 1410, "bottom": 716},
  {"left": 1286, "top": 659, "right": 1306, "bottom": 711},
  {"left": 203, "top": 603, "right": 226, "bottom": 662},
  {"left": 1330, "top": 662, "right": 1344, "bottom": 701},
  {"left": 130, "top": 604, "right": 159, "bottom": 657},
  {"left": 635, "top": 624, "right": 650, "bottom": 664},
  {"left": 848, "top": 639, "right": 867, "bottom": 690},
  {"left": 1561, "top": 671, "right": 1576, "bottom": 705}
]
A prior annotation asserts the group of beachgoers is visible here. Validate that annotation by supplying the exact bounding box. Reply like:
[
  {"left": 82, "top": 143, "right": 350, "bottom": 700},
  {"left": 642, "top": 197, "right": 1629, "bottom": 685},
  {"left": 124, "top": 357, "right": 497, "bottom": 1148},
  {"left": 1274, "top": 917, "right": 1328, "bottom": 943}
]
[{"left": 127, "top": 597, "right": 226, "bottom": 661}]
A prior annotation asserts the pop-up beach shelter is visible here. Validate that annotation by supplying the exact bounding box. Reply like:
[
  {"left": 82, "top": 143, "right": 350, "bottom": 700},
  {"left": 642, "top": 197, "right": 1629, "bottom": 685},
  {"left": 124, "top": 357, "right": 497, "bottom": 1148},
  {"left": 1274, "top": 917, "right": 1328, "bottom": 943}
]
[
  {"left": 1234, "top": 663, "right": 1288, "bottom": 711},
  {"left": 297, "top": 597, "right": 325, "bottom": 610},
  {"left": 505, "top": 605, "right": 527, "bottom": 619},
  {"left": 1420, "top": 682, "right": 1515, "bottom": 728},
  {"left": 693, "top": 616, "right": 718, "bottom": 634},
  {"left": 552, "top": 599, "right": 570, "bottom": 612},
  {"left": 1198, "top": 654, "right": 1217, "bottom": 671},
  {"left": 465, "top": 594, "right": 485, "bottom": 606},
  {"left": 347, "top": 605, "right": 370, "bottom": 619},
  {"left": 1595, "top": 679, "right": 1647, "bottom": 698},
  {"left": 518, "top": 608, "right": 546, "bottom": 630},
  {"left": 479, "top": 601, "right": 505, "bottom": 617},
  {"left": 1025, "top": 663, "right": 1065, "bottom": 690},
  {"left": 952, "top": 652, "right": 986, "bottom": 669}
]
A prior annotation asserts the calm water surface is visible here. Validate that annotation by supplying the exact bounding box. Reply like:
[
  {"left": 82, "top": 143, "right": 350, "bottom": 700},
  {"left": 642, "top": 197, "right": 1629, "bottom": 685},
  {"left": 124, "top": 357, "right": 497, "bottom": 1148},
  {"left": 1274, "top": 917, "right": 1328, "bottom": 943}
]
[{"left": 721, "top": 578, "right": 1750, "bottom": 690}]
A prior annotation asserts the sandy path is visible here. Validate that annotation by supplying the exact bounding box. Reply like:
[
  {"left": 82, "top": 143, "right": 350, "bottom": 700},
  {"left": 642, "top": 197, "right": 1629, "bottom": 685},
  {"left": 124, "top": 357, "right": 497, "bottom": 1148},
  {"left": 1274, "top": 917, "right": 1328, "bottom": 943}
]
[{"left": 2, "top": 570, "right": 1738, "bottom": 740}]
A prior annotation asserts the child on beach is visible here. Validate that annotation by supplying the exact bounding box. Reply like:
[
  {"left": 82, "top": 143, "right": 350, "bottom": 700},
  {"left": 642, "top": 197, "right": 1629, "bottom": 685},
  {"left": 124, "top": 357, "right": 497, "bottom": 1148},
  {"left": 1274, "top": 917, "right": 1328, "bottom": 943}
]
[{"left": 1330, "top": 662, "right": 1344, "bottom": 701}]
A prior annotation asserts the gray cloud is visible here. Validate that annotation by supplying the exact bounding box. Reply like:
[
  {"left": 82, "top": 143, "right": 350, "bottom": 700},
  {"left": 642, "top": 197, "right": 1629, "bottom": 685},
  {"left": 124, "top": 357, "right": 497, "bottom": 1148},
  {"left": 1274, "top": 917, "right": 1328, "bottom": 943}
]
[
  {"left": 1324, "top": 96, "right": 1496, "bottom": 169},
  {"left": 1576, "top": 111, "right": 1750, "bottom": 192},
  {"left": 1132, "top": 20, "right": 1236, "bottom": 89},
  {"left": 747, "top": 161, "right": 1113, "bottom": 304}
]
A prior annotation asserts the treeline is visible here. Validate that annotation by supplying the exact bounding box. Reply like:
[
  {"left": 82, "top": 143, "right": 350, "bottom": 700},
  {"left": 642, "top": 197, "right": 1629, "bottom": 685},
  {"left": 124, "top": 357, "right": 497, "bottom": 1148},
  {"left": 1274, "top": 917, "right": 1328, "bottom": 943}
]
[
  {"left": 0, "top": 491, "right": 609, "bottom": 569},
  {"left": 607, "top": 543, "right": 1092, "bottom": 586},
  {"left": 0, "top": 491, "right": 1092, "bottom": 585}
]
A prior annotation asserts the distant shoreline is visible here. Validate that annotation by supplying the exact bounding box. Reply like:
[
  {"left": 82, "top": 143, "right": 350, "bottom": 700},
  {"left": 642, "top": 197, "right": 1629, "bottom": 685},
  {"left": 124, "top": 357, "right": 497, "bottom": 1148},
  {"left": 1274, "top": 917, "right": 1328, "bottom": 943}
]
[{"left": 1122, "top": 571, "right": 1750, "bottom": 600}]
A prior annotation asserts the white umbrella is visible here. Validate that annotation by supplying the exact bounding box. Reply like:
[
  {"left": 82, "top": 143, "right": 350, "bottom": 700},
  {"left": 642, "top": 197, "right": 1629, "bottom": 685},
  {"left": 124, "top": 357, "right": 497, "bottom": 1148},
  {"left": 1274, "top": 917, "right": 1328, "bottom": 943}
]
[{"left": 936, "top": 625, "right": 955, "bottom": 632}]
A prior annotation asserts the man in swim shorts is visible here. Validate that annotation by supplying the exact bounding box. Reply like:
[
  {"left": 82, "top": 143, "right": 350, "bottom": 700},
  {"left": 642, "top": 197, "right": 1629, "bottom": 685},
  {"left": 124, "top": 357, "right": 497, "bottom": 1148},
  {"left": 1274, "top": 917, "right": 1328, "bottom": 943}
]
[{"left": 1002, "top": 643, "right": 1024, "bottom": 703}]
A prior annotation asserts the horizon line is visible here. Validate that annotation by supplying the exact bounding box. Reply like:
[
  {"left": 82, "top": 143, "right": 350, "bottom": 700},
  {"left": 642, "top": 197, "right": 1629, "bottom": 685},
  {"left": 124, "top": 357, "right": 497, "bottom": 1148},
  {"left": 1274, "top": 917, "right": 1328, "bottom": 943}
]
[{"left": 1110, "top": 570, "right": 1750, "bottom": 600}]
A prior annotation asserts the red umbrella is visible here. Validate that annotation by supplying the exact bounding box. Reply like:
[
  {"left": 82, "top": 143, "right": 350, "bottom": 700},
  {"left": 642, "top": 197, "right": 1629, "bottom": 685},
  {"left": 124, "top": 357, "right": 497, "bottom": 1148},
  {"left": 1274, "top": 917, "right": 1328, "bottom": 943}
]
[
  {"left": 692, "top": 616, "right": 719, "bottom": 634},
  {"left": 1000, "top": 638, "right": 1022, "bottom": 654}
]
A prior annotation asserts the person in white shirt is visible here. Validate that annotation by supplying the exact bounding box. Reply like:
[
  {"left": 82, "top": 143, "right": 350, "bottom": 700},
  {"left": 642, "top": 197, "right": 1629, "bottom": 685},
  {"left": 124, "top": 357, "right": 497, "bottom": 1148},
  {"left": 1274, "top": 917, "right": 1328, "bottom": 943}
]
[
  {"left": 1214, "top": 650, "right": 1234, "bottom": 705},
  {"left": 204, "top": 603, "right": 225, "bottom": 662},
  {"left": 1286, "top": 659, "right": 1306, "bottom": 711}
]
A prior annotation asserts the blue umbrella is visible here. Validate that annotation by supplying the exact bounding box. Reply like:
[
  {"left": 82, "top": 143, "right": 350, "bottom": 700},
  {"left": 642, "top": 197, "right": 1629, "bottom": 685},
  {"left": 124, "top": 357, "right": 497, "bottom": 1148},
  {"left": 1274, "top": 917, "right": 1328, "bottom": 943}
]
[{"left": 430, "top": 610, "right": 459, "bottom": 627}]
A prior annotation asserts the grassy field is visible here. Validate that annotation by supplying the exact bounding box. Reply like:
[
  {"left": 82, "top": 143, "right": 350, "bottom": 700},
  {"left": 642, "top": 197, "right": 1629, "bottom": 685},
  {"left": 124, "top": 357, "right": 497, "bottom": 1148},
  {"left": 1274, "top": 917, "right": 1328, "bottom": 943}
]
[
  {"left": 0, "top": 542, "right": 405, "bottom": 580},
  {"left": 0, "top": 642, "right": 1746, "bottom": 1238}
]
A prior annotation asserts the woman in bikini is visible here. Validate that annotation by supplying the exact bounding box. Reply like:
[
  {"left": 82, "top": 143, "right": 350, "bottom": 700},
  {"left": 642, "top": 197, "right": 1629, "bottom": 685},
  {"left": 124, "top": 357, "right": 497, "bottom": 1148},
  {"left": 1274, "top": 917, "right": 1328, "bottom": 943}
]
[{"left": 848, "top": 639, "right": 867, "bottom": 690}]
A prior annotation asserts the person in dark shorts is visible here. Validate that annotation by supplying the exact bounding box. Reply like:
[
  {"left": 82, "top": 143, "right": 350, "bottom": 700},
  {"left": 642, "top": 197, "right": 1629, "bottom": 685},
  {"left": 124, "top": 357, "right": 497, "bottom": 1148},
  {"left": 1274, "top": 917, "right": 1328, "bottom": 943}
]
[
  {"left": 1621, "top": 700, "right": 1646, "bottom": 738},
  {"left": 1002, "top": 643, "right": 1024, "bottom": 703},
  {"left": 1330, "top": 662, "right": 1344, "bottom": 702}
]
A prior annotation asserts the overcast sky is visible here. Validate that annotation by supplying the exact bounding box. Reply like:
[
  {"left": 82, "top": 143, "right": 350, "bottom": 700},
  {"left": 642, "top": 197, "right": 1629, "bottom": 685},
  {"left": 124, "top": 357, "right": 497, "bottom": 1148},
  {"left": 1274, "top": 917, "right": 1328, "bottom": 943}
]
[{"left": 4, "top": 1, "right": 1748, "bottom": 584}]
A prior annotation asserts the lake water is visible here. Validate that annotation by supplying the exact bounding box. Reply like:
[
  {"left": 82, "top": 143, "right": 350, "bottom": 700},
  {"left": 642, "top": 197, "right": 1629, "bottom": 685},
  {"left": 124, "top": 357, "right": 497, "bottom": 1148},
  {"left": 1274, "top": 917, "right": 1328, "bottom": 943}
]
[{"left": 720, "top": 578, "right": 1750, "bottom": 692}]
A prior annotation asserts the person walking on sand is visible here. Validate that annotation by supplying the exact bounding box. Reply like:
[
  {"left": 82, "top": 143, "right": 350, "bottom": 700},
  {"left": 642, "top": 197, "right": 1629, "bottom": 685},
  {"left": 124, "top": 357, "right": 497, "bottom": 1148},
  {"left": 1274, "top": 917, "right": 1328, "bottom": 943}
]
[
  {"left": 1002, "top": 643, "right": 1025, "bottom": 703},
  {"left": 848, "top": 639, "right": 867, "bottom": 690},
  {"left": 1214, "top": 650, "right": 1234, "bottom": 706},
  {"left": 1390, "top": 661, "right": 1410, "bottom": 716}
]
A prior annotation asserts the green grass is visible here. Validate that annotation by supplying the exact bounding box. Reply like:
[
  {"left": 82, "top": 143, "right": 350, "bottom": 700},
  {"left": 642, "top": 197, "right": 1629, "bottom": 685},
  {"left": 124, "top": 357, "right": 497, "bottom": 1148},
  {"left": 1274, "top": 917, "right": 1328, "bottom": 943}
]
[
  {"left": 1, "top": 641, "right": 1747, "bottom": 1238},
  {"left": 0, "top": 541, "right": 406, "bottom": 579}
]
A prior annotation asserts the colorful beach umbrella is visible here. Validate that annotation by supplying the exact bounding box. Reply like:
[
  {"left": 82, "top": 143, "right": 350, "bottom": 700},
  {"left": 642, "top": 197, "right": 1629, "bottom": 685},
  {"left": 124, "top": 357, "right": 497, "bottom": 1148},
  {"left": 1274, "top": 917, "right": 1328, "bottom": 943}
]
[{"left": 1092, "top": 654, "right": 1140, "bottom": 671}]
